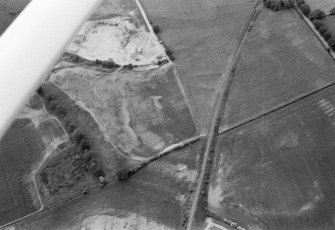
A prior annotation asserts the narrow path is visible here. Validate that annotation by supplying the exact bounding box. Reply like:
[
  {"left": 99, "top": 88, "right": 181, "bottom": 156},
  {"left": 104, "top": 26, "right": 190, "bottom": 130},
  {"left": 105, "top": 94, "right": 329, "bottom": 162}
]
[{"left": 185, "top": 1, "right": 263, "bottom": 229}]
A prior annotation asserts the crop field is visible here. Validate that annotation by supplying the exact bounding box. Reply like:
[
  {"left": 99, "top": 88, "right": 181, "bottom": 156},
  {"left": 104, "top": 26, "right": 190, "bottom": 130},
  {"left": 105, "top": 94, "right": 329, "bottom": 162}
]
[
  {"left": 209, "top": 85, "right": 335, "bottom": 230},
  {"left": 220, "top": 7, "right": 335, "bottom": 131},
  {"left": 50, "top": 64, "right": 197, "bottom": 159},
  {"left": 140, "top": 0, "right": 258, "bottom": 132},
  {"left": 0, "top": 118, "right": 43, "bottom": 226},
  {"left": 305, "top": 0, "right": 335, "bottom": 14},
  {"left": 37, "top": 118, "right": 68, "bottom": 155}
]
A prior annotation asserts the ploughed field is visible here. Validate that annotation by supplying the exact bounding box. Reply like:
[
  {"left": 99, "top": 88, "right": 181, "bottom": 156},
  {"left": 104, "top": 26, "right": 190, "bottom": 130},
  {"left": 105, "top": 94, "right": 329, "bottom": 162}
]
[
  {"left": 140, "top": 0, "right": 259, "bottom": 133},
  {"left": 221, "top": 7, "right": 335, "bottom": 131},
  {"left": 0, "top": 119, "right": 43, "bottom": 226},
  {"left": 209, "top": 84, "right": 335, "bottom": 230}
]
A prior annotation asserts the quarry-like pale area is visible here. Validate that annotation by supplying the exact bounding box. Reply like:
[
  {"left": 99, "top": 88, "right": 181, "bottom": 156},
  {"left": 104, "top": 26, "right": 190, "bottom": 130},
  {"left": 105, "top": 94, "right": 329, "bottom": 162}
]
[{"left": 67, "top": 12, "right": 166, "bottom": 66}]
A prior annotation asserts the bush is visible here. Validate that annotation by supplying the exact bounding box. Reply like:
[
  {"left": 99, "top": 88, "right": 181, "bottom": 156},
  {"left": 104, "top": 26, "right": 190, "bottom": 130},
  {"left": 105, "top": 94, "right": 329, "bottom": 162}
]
[
  {"left": 299, "top": 3, "right": 311, "bottom": 16},
  {"left": 330, "top": 7, "right": 335, "bottom": 15},
  {"left": 323, "top": 31, "right": 332, "bottom": 41},
  {"left": 328, "top": 38, "right": 335, "bottom": 50},
  {"left": 296, "top": 0, "right": 305, "bottom": 5},
  {"left": 36, "top": 86, "right": 43, "bottom": 95},
  {"left": 79, "top": 140, "right": 91, "bottom": 152},
  {"left": 165, "top": 48, "right": 173, "bottom": 56},
  {"left": 281, "top": 0, "right": 294, "bottom": 9},
  {"left": 153, "top": 25, "right": 160, "bottom": 34},
  {"left": 318, "top": 25, "right": 328, "bottom": 35},
  {"left": 72, "top": 129, "right": 86, "bottom": 145},
  {"left": 309, "top": 9, "right": 326, "bottom": 20},
  {"left": 312, "top": 20, "right": 324, "bottom": 30}
]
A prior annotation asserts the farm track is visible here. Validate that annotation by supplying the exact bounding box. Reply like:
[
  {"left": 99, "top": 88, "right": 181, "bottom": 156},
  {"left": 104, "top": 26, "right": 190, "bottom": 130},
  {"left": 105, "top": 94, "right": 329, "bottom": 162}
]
[{"left": 185, "top": 1, "right": 263, "bottom": 229}]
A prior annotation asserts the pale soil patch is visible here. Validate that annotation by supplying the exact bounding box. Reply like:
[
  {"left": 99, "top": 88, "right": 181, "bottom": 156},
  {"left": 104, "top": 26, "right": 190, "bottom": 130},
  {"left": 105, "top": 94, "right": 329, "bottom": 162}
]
[
  {"left": 80, "top": 211, "right": 174, "bottom": 230},
  {"left": 17, "top": 94, "right": 68, "bottom": 158},
  {"left": 67, "top": 11, "right": 166, "bottom": 67}
]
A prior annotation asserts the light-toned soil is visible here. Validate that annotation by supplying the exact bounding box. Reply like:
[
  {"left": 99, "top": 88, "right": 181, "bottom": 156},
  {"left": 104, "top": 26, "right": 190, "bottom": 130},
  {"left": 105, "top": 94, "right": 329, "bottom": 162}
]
[{"left": 67, "top": 11, "right": 166, "bottom": 67}]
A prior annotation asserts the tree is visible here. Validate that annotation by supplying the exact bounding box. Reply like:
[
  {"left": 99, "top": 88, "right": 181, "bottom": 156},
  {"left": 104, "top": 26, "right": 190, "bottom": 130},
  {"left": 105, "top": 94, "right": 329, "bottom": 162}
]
[
  {"left": 281, "top": 0, "right": 294, "bottom": 9},
  {"left": 318, "top": 25, "right": 328, "bottom": 35},
  {"left": 323, "top": 31, "right": 332, "bottom": 41},
  {"left": 328, "top": 38, "right": 335, "bottom": 50},
  {"left": 72, "top": 129, "right": 86, "bottom": 145},
  {"left": 36, "top": 86, "right": 43, "bottom": 95},
  {"left": 79, "top": 140, "right": 91, "bottom": 152},
  {"left": 299, "top": 3, "right": 311, "bottom": 16},
  {"left": 153, "top": 25, "right": 160, "bottom": 34},
  {"left": 312, "top": 20, "right": 324, "bottom": 30},
  {"left": 330, "top": 7, "right": 335, "bottom": 15},
  {"left": 165, "top": 48, "right": 173, "bottom": 56},
  {"left": 309, "top": 9, "right": 326, "bottom": 20},
  {"left": 296, "top": 0, "right": 305, "bottom": 5}
]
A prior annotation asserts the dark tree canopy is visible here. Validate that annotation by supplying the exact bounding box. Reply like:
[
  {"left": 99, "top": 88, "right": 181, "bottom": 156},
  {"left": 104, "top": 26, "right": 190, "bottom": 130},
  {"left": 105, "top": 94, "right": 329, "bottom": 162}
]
[
  {"left": 328, "top": 38, "right": 335, "bottom": 50},
  {"left": 153, "top": 25, "right": 160, "bottom": 34},
  {"left": 299, "top": 3, "right": 311, "bottom": 16},
  {"left": 309, "top": 9, "right": 326, "bottom": 20},
  {"left": 312, "top": 20, "right": 324, "bottom": 30},
  {"left": 330, "top": 7, "right": 335, "bottom": 15},
  {"left": 318, "top": 25, "right": 328, "bottom": 35},
  {"left": 296, "top": 0, "right": 305, "bottom": 5},
  {"left": 323, "top": 31, "right": 332, "bottom": 41}
]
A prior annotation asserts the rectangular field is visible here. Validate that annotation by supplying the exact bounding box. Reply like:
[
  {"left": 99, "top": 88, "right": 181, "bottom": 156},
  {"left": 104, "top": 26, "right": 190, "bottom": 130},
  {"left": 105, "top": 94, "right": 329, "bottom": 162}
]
[
  {"left": 221, "top": 7, "right": 335, "bottom": 131},
  {"left": 209, "top": 84, "right": 335, "bottom": 230},
  {"left": 0, "top": 118, "right": 43, "bottom": 226}
]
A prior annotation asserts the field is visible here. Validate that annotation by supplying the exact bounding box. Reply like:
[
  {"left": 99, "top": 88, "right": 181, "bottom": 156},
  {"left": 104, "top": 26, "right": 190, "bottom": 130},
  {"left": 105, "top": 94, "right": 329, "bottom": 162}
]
[
  {"left": 0, "top": 0, "right": 30, "bottom": 34},
  {"left": 37, "top": 118, "right": 68, "bottom": 155},
  {"left": 0, "top": 119, "right": 43, "bottom": 226},
  {"left": 220, "top": 7, "right": 335, "bottom": 131},
  {"left": 67, "top": 10, "right": 164, "bottom": 66},
  {"left": 50, "top": 64, "right": 197, "bottom": 159},
  {"left": 305, "top": 0, "right": 335, "bottom": 14},
  {"left": 140, "top": 0, "right": 258, "bottom": 132},
  {"left": 209, "top": 84, "right": 335, "bottom": 230},
  {"left": 11, "top": 140, "right": 201, "bottom": 230}
]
